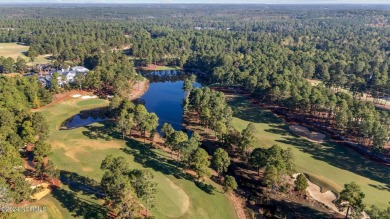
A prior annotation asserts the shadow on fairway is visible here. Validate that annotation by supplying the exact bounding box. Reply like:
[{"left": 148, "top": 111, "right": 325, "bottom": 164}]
[
  {"left": 59, "top": 170, "right": 105, "bottom": 199},
  {"left": 264, "top": 124, "right": 291, "bottom": 136},
  {"left": 368, "top": 183, "right": 390, "bottom": 192},
  {"left": 232, "top": 95, "right": 390, "bottom": 191},
  {"left": 81, "top": 122, "right": 217, "bottom": 195},
  {"left": 227, "top": 96, "right": 283, "bottom": 124},
  {"left": 277, "top": 137, "right": 390, "bottom": 187},
  {"left": 82, "top": 121, "right": 121, "bottom": 141},
  {"left": 121, "top": 139, "right": 216, "bottom": 195},
  {"left": 78, "top": 121, "right": 215, "bottom": 195},
  {"left": 52, "top": 188, "right": 107, "bottom": 219}
]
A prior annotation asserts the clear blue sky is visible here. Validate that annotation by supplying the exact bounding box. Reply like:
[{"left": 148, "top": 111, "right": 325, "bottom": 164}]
[{"left": 0, "top": 0, "right": 389, "bottom": 4}]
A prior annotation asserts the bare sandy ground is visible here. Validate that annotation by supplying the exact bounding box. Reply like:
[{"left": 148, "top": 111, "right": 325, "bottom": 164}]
[
  {"left": 293, "top": 174, "right": 341, "bottom": 214},
  {"left": 306, "top": 179, "right": 339, "bottom": 212},
  {"left": 71, "top": 94, "right": 82, "bottom": 98},
  {"left": 130, "top": 80, "right": 149, "bottom": 100},
  {"left": 229, "top": 192, "right": 247, "bottom": 219},
  {"left": 25, "top": 178, "right": 51, "bottom": 201},
  {"left": 289, "top": 125, "right": 326, "bottom": 143}
]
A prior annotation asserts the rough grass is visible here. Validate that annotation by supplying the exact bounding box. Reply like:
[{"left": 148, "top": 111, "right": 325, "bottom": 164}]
[
  {"left": 0, "top": 42, "right": 52, "bottom": 66},
  {"left": 228, "top": 95, "right": 390, "bottom": 209},
  {"left": 35, "top": 97, "right": 237, "bottom": 219}
]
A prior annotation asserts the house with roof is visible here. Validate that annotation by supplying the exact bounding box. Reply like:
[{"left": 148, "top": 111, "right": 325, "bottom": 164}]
[{"left": 38, "top": 66, "right": 89, "bottom": 87}]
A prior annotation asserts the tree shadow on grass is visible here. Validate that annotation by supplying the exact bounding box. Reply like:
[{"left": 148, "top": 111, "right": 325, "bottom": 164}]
[
  {"left": 82, "top": 121, "right": 121, "bottom": 141},
  {"left": 264, "top": 124, "right": 292, "bottom": 136},
  {"left": 60, "top": 170, "right": 105, "bottom": 199},
  {"left": 368, "top": 183, "right": 390, "bottom": 192},
  {"left": 52, "top": 188, "right": 107, "bottom": 219},
  {"left": 249, "top": 196, "right": 339, "bottom": 219},
  {"left": 276, "top": 137, "right": 390, "bottom": 187},
  {"left": 227, "top": 96, "right": 283, "bottom": 124},
  {"left": 81, "top": 122, "right": 217, "bottom": 195},
  {"left": 121, "top": 139, "right": 216, "bottom": 195},
  {"left": 194, "top": 181, "right": 215, "bottom": 195}
]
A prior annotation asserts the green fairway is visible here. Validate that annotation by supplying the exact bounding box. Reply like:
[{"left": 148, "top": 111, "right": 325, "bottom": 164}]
[
  {"left": 35, "top": 97, "right": 237, "bottom": 219},
  {"left": 0, "top": 42, "right": 52, "bottom": 66},
  {"left": 228, "top": 95, "right": 390, "bottom": 209}
]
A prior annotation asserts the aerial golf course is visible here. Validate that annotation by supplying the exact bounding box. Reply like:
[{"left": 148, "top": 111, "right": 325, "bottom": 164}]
[
  {"left": 228, "top": 95, "right": 390, "bottom": 209},
  {"left": 29, "top": 95, "right": 237, "bottom": 219},
  {"left": 19, "top": 88, "right": 389, "bottom": 219},
  {"left": 18, "top": 89, "right": 390, "bottom": 219}
]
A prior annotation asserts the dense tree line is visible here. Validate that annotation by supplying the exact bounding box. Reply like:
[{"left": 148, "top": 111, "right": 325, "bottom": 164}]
[
  {"left": 186, "top": 87, "right": 233, "bottom": 140},
  {"left": 110, "top": 97, "right": 159, "bottom": 143},
  {"left": 0, "top": 4, "right": 389, "bottom": 217},
  {"left": 1, "top": 5, "right": 387, "bottom": 152},
  {"left": 100, "top": 155, "right": 157, "bottom": 218},
  {"left": 0, "top": 75, "right": 56, "bottom": 205}
]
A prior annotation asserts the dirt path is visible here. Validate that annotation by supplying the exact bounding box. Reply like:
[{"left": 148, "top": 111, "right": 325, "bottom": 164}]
[
  {"left": 229, "top": 193, "right": 247, "bottom": 219},
  {"left": 33, "top": 90, "right": 92, "bottom": 111}
]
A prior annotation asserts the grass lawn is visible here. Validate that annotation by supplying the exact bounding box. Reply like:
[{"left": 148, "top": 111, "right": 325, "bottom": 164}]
[
  {"left": 0, "top": 42, "right": 52, "bottom": 66},
  {"left": 33, "top": 97, "right": 237, "bottom": 219},
  {"left": 136, "top": 64, "right": 182, "bottom": 71},
  {"left": 150, "top": 65, "right": 182, "bottom": 71},
  {"left": 228, "top": 95, "right": 390, "bottom": 209}
]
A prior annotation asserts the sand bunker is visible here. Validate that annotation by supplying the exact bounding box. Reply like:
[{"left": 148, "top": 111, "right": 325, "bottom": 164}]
[
  {"left": 307, "top": 180, "right": 339, "bottom": 212},
  {"left": 293, "top": 174, "right": 340, "bottom": 213},
  {"left": 26, "top": 179, "right": 51, "bottom": 201},
  {"left": 289, "top": 125, "right": 325, "bottom": 142},
  {"left": 81, "top": 95, "right": 98, "bottom": 99},
  {"left": 71, "top": 94, "right": 82, "bottom": 98},
  {"left": 31, "top": 184, "right": 51, "bottom": 201}
]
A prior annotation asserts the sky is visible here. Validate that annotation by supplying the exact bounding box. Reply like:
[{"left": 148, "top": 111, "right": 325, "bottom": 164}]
[{"left": 0, "top": 0, "right": 389, "bottom": 4}]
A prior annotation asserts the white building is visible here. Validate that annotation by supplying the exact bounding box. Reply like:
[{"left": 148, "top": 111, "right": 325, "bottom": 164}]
[{"left": 39, "top": 66, "right": 89, "bottom": 87}]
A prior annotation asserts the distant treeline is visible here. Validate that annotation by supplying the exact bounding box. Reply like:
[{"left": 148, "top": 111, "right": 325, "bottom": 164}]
[{"left": 0, "top": 6, "right": 389, "bottom": 152}]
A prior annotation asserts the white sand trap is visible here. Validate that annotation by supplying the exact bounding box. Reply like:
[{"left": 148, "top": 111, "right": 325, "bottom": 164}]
[
  {"left": 290, "top": 125, "right": 325, "bottom": 142},
  {"left": 71, "top": 94, "right": 82, "bottom": 98},
  {"left": 81, "top": 95, "right": 98, "bottom": 99},
  {"left": 293, "top": 174, "right": 341, "bottom": 214},
  {"left": 307, "top": 180, "right": 340, "bottom": 212}
]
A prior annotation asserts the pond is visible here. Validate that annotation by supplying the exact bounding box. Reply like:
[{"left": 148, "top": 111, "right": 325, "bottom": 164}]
[
  {"left": 61, "top": 108, "right": 109, "bottom": 129},
  {"left": 138, "top": 70, "right": 201, "bottom": 131},
  {"left": 62, "top": 70, "right": 200, "bottom": 131}
]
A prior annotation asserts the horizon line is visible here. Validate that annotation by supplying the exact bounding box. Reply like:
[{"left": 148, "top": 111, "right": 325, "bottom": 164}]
[{"left": 0, "top": 2, "right": 390, "bottom": 4}]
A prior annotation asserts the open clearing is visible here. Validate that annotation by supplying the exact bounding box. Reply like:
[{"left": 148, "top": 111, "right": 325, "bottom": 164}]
[
  {"left": 0, "top": 42, "right": 52, "bottom": 66},
  {"left": 31, "top": 97, "right": 237, "bottom": 219},
  {"left": 228, "top": 95, "right": 390, "bottom": 209}
]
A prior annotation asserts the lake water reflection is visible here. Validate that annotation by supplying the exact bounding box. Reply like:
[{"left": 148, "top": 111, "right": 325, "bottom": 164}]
[
  {"left": 62, "top": 70, "right": 199, "bottom": 131},
  {"left": 139, "top": 70, "right": 200, "bottom": 131}
]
